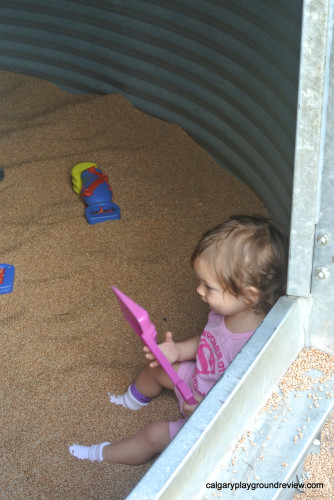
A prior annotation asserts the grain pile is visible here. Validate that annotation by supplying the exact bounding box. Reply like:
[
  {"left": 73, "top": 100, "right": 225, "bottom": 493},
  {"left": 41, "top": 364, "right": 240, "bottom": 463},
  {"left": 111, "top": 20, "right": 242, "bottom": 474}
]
[
  {"left": 0, "top": 70, "right": 266, "bottom": 500},
  {"left": 260, "top": 347, "right": 334, "bottom": 413},
  {"left": 278, "top": 347, "right": 334, "bottom": 398},
  {"left": 299, "top": 412, "right": 334, "bottom": 499}
]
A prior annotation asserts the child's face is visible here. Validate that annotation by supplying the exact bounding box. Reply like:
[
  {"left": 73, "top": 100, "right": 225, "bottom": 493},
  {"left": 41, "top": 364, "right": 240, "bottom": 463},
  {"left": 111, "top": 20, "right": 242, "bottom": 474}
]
[{"left": 193, "top": 257, "right": 250, "bottom": 317}]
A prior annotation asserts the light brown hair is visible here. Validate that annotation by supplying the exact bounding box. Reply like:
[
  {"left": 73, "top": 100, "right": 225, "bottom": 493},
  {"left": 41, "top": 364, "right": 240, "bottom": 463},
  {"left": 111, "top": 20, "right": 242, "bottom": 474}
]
[{"left": 191, "top": 215, "right": 289, "bottom": 314}]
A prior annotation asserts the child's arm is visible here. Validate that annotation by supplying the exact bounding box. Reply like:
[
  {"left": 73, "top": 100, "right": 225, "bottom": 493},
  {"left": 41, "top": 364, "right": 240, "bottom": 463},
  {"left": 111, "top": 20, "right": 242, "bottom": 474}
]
[{"left": 144, "top": 332, "right": 201, "bottom": 368}]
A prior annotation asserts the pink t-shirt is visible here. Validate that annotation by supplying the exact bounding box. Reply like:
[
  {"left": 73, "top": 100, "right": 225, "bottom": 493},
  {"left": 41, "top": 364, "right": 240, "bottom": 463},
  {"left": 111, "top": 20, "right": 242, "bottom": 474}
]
[
  {"left": 191, "top": 311, "right": 254, "bottom": 397},
  {"left": 169, "top": 311, "right": 256, "bottom": 439}
]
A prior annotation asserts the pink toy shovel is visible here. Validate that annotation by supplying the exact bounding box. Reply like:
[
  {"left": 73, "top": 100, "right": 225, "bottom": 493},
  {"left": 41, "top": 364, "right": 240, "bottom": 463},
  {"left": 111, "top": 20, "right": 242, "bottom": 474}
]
[{"left": 112, "top": 286, "right": 197, "bottom": 405}]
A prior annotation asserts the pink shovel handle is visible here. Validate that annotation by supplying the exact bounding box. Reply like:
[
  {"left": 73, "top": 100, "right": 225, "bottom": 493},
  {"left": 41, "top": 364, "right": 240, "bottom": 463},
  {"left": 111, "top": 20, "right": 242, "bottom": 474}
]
[{"left": 142, "top": 333, "right": 197, "bottom": 405}]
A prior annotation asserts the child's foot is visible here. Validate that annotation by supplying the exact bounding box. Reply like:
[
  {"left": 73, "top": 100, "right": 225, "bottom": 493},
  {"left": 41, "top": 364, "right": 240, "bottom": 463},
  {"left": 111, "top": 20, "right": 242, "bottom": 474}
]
[
  {"left": 69, "top": 442, "right": 110, "bottom": 462},
  {"left": 108, "top": 384, "right": 151, "bottom": 410}
]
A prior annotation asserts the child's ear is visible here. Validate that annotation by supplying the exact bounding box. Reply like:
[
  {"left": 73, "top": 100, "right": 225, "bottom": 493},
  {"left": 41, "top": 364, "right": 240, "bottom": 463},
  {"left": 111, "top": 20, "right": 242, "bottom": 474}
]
[{"left": 243, "top": 286, "right": 261, "bottom": 304}]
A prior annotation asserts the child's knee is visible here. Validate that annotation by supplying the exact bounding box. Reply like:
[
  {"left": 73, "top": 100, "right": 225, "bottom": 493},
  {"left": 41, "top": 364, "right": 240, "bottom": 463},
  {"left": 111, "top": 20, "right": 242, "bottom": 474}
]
[
  {"left": 144, "top": 421, "right": 170, "bottom": 448},
  {"left": 146, "top": 363, "right": 170, "bottom": 386}
]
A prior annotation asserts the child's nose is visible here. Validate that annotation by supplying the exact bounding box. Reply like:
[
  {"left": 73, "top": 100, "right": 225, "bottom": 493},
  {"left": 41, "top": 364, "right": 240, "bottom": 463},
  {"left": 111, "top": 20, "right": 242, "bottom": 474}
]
[{"left": 197, "top": 283, "right": 205, "bottom": 296}]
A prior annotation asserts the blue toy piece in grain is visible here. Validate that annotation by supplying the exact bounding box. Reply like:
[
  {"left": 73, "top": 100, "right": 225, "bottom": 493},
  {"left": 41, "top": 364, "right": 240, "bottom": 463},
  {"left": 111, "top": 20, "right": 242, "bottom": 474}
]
[{"left": 72, "top": 163, "right": 121, "bottom": 224}]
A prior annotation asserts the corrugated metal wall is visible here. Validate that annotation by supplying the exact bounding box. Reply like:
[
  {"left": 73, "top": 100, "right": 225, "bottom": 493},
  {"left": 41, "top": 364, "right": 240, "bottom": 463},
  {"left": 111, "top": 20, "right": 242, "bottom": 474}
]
[{"left": 0, "top": 0, "right": 303, "bottom": 226}]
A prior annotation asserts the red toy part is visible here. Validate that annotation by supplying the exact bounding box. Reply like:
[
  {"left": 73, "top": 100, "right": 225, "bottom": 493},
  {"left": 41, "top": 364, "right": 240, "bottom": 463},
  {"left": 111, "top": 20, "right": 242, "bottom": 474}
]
[{"left": 81, "top": 167, "right": 112, "bottom": 198}]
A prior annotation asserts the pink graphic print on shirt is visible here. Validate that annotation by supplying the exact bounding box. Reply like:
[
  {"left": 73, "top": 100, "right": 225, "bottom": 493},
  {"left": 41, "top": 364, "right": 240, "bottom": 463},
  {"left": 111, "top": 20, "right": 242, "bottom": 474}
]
[
  {"left": 192, "top": 329, "right": 226, "bottom": 397},
  {"left": 196, "top": 337, "right": 216, "bottom": 374}
]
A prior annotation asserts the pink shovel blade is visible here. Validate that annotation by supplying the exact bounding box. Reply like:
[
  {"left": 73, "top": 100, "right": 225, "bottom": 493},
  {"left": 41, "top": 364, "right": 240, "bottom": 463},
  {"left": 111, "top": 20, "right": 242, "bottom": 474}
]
[
  {"left": 112, "top": 286, "right": 197, "bottom": 405},
  {"left": 112, "top": 286, "right": 157, "bottom": 340}
]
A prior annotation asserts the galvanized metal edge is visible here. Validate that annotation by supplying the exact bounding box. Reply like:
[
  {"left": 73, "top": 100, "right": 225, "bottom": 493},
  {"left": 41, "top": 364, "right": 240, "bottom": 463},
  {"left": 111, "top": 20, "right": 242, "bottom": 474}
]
[
  {"left": 288, "top": 0, "right": 331, "bottom": 297},
  {"left": 309, "top": 0, "right": 334, "bottom": 355},
  {"left": 197, "top": 375, "right": 334, "bottom": 499}
]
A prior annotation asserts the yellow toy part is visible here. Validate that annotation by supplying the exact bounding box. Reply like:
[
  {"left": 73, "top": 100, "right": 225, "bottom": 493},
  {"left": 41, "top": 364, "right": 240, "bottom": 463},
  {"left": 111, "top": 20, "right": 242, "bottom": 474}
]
[{"left": 71, "top": 162, "right": 97, "bottom": 194}]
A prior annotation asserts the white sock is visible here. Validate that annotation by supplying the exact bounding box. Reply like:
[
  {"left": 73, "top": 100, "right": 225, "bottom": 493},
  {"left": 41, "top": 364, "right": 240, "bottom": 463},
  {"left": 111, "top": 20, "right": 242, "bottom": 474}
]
[
  {"left": 108, "top": 393, "right": 127, "bottom": 407},
  {"left": 69, "top": 442, "right": 110, "bottom": 462},
  {"left": 108, "top": 385, "right": 151, "bottom": 410}
]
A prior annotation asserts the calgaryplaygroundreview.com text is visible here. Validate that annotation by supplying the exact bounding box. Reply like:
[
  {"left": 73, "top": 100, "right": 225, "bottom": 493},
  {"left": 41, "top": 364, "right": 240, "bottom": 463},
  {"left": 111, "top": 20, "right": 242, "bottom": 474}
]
[{"left": 205, "top": 480, "right": 324, "bottom": 492}]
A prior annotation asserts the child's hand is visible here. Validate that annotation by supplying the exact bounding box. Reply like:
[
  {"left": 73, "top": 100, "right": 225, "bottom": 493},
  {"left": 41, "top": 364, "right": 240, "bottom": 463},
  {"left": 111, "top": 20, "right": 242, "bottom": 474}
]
[
  {"left": 182, "top": 394, "right": 203, "bottom": 418},
  {"left": 143, "top": 331, "right": 180, "bottom": 367}
]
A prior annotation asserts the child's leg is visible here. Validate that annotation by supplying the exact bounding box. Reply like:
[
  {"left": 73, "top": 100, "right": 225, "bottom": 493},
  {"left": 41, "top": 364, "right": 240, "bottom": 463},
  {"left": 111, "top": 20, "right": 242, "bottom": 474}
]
[
  {"left": 134, "top": 362, "right": 181, "bottom": 397},
  {"left": 103, "top": 421, "right": 171, "bottom": 464},
  {"left": 70, "top": 421, "right": 171, "bottom": 465},
  {"left": 109, "top": 362, "right": 181, "bottom": 410}
]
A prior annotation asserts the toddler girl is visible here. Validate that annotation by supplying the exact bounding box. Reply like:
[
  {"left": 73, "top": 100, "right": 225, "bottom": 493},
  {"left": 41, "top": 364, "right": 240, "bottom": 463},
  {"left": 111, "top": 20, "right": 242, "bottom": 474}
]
[{"left": 69, "top": 214, "right": 288, "bottom": 465}]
